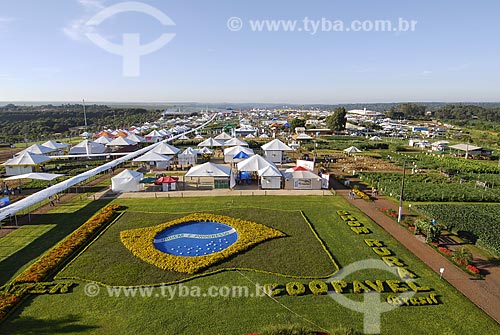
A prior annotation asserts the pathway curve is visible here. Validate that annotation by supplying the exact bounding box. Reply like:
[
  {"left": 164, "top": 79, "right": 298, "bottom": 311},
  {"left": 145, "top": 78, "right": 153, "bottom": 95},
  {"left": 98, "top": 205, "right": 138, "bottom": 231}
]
[{"left": 332, "top": 179, "right": 500, "bottom": 324}]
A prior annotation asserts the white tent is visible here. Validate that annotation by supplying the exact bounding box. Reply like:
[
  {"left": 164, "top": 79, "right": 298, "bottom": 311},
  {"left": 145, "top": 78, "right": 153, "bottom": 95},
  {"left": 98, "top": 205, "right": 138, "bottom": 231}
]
[
  {"left": 198, "top": 137, "right": 223, "bottom": 147},
  {"left": 296, "top": 133, "right": 313, "bottom": 141},
  {"left": 5, "top": 172, "right": 64, "bottom": 182},
  {"left": 197, "top": 147, "right": 213, "bottom": 155},
  {"left": 177, "top": 134, "right": 189, "bottom": 140},
  {"left": 284, "top": 170, "right": 322, "bottom": 190},
  {"left": 16, "top": 144, "right": 56, "bottom": 156},
  {"left": 261, "top": 139, "right": 293, "bottom": 164},
  {"left": 258, "top": 165, "right": 282, "bottom": 189},
  {"left": 245, "top": 134, "right": 255, "bottom": 139},
  {"left": 178, "top": 147, "right": 198, "bottom": 166},
  {"left": 237, "top": 154, "right": 275, "bottom": 172},
  {"left": 214, "top": 132, "right": 232, "bottom": 141},
  {"left": 69, "top": 140, "right": 107, "bottom": 155},
  {"left": 132, "top": 151, "right": 171, "bottom": 169},
  {"left": 94, "top": 136, "right": 113, "bottom": 144},
  {"left": 42, "top": 140, "right": 69, "bottom": 150},
  {"left": 152, "top": 142, "right": 180, "bottom": 156},
  {"left": 185, "top": 162, "right": 234, "bottom": 189},
  {"left": 223, "top": 146, "right": 254, "bottom": 163},
  {"left": 259, "top": 134, "right": 269, "bottom": 139},
  {"left": 194, "top": 134, "right": 204, "bottom": 140},
  {"left": 3, "top": 152, "right": 53, "bottom": 176},
  {"left": 106, "top": 137, "right": 137, "bottom": 147},
  {"left": 224, "top": 138, "right": 249, "bottom": 147},
  {"left": 126, "top": 133, "right": 146, "bottom": 143},
  {"left": 111, "top": 169, "right": 144, "bottom": 192},
  {"left": 145, "top": 130, "right": 163, "bottom": 142},
  {"left": 369, "top": 136, "right": 382, "bottom": 141},
  {"left": 344, "top": 146, "right": 362, "bottom": 154}
]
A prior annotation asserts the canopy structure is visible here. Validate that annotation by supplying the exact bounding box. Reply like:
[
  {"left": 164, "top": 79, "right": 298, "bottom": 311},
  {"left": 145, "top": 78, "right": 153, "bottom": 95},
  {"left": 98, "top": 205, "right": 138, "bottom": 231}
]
[
  {"left": 42, "top": 140, "right": 69, "bottom": 150},
  {"left": 69, "top": 140, "right": 107, "bottom": 155},
  {"left": 126, "top": 133, "right": 146, "bottom": 143},
  {"left": 197, "top": 147, "right": 213, "bottom": 155},
  {"left": 0, "top": 114, "right": 217, "bottom": 222},
  {"left": 233, "top": 151, "right": 250, "bottom": 159},
  {"left": 344, "top": 146, "right": 362, "bottom": 154},
  {"left": 94, "top": 136, "right": 113, "bottom": 144},
  {"left": 259, "top": 134, "right": 269, "bottom": 139},
  {"left": 261, "top": 139, "right": 293, "bottom": 151},
  {"left": 224, "top": 138, "right": 249, "bottom": 147},
  {"left": 5, "top": 173, "right": 64, "bottom": 181},
  {"left": 106, "top": 137, "right": 137, "bottom": 147},
  {"left": 154, "top": 176, "right": 179, "bottom": 184},
  {"left": 237, "top": 154, "right": 275, "bottom": 172},
  {"left": 185, "top": 162, "right": 232, "bottom": 177},
  {"left": 284, "top": 169, "right": 322, "bottom": 190},
  {"left": 133, "top": 151, "right": 171, "bottom": 169},
  {"left": 178, "top": 147, "right": 198, "bottom": 166},
  {"left": 16, "top": 144, "right": 56, "bottom": 156},
  {"left": 296, "top": 133, "right": 313, "bottom": 141},
  {"left": 214, "top": 132, "right": 232, "bottom": 141},
  {"left": 245, "top": 134, "right": 255, "bottom": 139},
  {"left": 198, "top": 137, "right": 223, "bottom": 147},
  {"left": 369, "top": 136, "right": 382, "bottom": 141},
  {"left": 261, "top": 139, "right": 293, "bottom": 164},
  {"left": 223, "top": 145, "right": 254, "bottom": 163},
  {"left": 194, "top": 134, "right": 204, "bottom": 140},
  {"left": 111, "top": 169, "right": 144, "bottom": 192},
  {"left": 3, "top": 152, "right": 52, "bottom": 166},
  {"left": 177, "top": 134, "right": 189, "bottom": 140},
  {"left": 152, "top": 142, "right": 180, "bottom": 156}
]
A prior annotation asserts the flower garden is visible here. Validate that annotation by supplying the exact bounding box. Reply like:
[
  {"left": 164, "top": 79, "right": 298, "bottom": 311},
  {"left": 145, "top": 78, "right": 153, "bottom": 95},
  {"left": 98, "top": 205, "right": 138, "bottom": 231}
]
[{"left": 0, "top": 196, "right": 498, "bottom": 335}]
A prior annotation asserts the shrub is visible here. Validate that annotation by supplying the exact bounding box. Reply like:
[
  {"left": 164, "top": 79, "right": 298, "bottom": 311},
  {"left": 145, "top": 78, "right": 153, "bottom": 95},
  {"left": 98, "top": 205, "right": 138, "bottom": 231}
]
[
  {"left": 466, "top": 264, "right": 480, "bottom": 274},
  {"left": 285, "top": 282, "right": 306, "bottom": 296},
  {"left": 308, "top": 280, "right": 329, "bottom": 295}
]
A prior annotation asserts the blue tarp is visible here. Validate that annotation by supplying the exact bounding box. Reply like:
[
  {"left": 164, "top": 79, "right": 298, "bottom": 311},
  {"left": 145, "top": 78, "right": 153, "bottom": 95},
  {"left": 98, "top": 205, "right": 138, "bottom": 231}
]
[{"left": 0, "top": 197, "right": 9, "bottom": 208}]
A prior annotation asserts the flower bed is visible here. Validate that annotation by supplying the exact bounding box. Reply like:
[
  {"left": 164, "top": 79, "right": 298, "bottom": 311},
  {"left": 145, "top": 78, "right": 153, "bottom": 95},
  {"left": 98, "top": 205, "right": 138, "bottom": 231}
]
[
  {"left": 0, "top": 204, "right": 121, "bottom": 322},
  {"left": 15, "top": 204, "right": 122, "bottom": 284},
  {"left": 434, "top": 245, "right": 482, "bottom": 277},
  {"left": 120, "top": 213, "right": 285, "bottom": 274}
]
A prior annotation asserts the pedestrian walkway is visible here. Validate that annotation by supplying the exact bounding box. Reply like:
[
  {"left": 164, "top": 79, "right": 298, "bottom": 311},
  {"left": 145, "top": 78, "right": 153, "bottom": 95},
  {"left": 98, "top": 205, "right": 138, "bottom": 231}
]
[{"left": 332, "top": 180, "right": 500, "bottom": 324}]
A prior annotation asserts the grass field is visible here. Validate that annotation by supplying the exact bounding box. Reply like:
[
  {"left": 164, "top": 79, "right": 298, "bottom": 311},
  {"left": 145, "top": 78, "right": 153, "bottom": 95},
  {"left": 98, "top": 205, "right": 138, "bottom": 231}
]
[{"left": 1, "top": 196, "right": 499, "bottom": 335}]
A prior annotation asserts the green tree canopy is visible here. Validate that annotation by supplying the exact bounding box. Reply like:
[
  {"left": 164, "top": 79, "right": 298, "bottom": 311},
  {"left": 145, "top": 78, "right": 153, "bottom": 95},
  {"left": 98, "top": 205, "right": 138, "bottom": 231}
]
[{"left": 326, "top": 107, "right": 347, "bottom": 132}]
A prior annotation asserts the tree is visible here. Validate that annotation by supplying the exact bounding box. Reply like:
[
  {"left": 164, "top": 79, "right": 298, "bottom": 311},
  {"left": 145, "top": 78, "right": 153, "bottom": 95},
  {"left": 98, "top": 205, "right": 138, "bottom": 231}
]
[
  {"left": 289, "top": 118, "right": 306, "bottom": 131},
  {"left": 326, "top": 107, "right": 347, "bottom": 132},
  {"left": 387, "top": 103, "right": 427, "bottom": 119}
]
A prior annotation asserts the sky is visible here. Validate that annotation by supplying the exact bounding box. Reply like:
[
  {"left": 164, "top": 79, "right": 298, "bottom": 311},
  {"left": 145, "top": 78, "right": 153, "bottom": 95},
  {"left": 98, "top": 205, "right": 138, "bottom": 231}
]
[{"left": 1, "top": 0, "right": 500, "bottom": 104}]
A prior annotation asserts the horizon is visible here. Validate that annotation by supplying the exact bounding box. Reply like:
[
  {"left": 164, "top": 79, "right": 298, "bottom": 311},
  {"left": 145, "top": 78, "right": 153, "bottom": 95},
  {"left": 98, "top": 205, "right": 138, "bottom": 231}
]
[{"left": 1, "top": 1, "right": 500, "bottom": 102}]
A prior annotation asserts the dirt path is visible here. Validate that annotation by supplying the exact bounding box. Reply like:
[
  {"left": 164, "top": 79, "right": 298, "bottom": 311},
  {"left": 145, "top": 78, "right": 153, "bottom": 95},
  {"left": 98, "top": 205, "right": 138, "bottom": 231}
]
[{"left": 331, "top": 179, "right": 500, "bottom": 324}]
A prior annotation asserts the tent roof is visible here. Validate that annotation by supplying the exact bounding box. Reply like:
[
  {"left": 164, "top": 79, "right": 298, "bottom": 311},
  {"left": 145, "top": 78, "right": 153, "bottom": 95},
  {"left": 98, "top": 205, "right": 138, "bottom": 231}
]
[
  {"left": 69, "top": 140, "right": 107, "bottom": 154},
  {"left": 258, "top": 165, "right": 282, "bottom": 177},
  {"left": 344, "top": 146, "right": 362, "bottom": 153},
  {"left": 223, "top": 145, "right": 254, "bottom": 156},
  {"left": 285, "top": 170, "right": 321, "bottom": 179},
  {"left": 197, "top": 137, "right": 223, "bottom": 147},
  {"left": 94, "top": 136, "right": 113, "bottom": 144},
  {"left": 126, "top": 133, "right": 146, "bottom": 143},
  {"left": 261, "top": 139, "right": 293, "bottom": 151},
  {"left": 245, "top": 134, "right": 255, "bottom": 139},
  {"left": 3, "top": 152, "right": 52, "bottom": 166},
  {"left": 17, "top": 144, "right": 56, "bottom": 155},
  {"left": 224, "top": 138, "right": 249, "bottom": 147},
  {"left": 197, "top": 147, "right": 213, "bottom": 154},
  {"left": 154, "top": 176, "right": 179, "bottom": 184},
  {"left": 369, "top": 136, "right": 382, "bottom": 141},
  {"left": 152, "top": 142, "right": 180, "bottom": 155},
  {"left": 233, "top": 151, "right": 250, "bottom": 159},
  {"left": 5, "top": 172, "right": 64, "bottom": 181},
  {"left": 237, "top": 154, "right": 275, "bottom": 172},
  {"left": 42, "top": 140, "right": 69, "bottom": 150},
  {"left": 107, "top": 137, "right": 137, "bottom": 146},
  {"left": 132, "top": 151, "right": 171, "bottom": 162},
  {"left": 146, "top": 130, "right": 163, "bottom": 137},
  {"left": 185, "top": 162, "right": 231, "bottom": 177},
  {"left": 214, "top": 132, "right": 232, "bottom": 140},
  {"left": 296, "top": 133, "right": 313, "bottom": 140},
  {"left": 293, "top": 165, "right": 309, "bottom": 171},
  {"left": 112, "top": 169, "right": 143, "bottom": 180},
  {"left": 180, "top": 147, "right": 198, "bottom": 156},
  {"left": 449, "top": 144, "right": 482, "bottom": 152}
]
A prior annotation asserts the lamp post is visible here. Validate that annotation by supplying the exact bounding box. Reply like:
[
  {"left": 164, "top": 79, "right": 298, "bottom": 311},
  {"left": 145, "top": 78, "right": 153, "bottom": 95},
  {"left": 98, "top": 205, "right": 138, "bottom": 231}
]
[{"left": 398, "top": 161, "right": 406, "bottom": 223}]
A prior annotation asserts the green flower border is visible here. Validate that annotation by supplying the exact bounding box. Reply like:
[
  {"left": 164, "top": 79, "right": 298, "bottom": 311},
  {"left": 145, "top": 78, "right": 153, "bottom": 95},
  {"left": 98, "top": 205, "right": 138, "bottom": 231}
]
[{"left": 120, "top": 213, "right": 286, "bottom": 274}]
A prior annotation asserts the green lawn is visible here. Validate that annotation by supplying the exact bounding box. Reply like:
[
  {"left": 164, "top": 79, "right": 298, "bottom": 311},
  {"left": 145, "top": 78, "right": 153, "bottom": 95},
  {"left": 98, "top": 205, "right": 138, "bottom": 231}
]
[
  {"left": 0, "top": 225, "right": 56, "bottom": 262},
  {"left": 1, "top": 196, "right": 499, "bottom": 335}
]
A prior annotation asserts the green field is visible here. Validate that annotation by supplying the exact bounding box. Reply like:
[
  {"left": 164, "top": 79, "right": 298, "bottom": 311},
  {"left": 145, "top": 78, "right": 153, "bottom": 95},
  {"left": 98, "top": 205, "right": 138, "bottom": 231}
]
[{"left": 1, "top": 196, "right": 499, "bottom": 335}]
